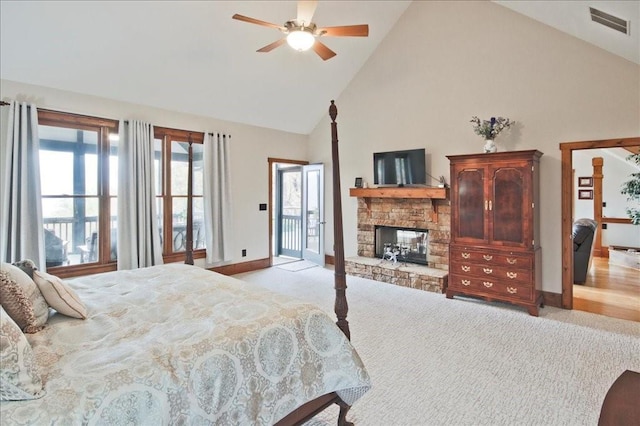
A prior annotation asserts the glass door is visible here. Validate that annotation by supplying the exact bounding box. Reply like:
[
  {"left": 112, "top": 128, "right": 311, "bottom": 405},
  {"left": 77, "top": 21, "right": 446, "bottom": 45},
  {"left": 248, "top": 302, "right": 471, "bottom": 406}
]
[
  {"left": 276, "top": 165, "right": 303, "bottom": 258},
  {"left": 302, "top": 164, "right": 324, "bottom": 265}
]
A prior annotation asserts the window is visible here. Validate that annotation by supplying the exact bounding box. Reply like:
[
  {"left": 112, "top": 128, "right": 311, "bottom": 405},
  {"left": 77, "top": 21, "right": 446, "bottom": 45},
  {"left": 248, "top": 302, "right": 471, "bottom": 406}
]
[
  {"left": 37, "top": 112, "right": 206, "bottom": 276},
  {"left": 38, "top": 110, "right": 118, "bottom": 276},
  {"left": 153, "top": 127, "right": 206, "bottom": 263}
]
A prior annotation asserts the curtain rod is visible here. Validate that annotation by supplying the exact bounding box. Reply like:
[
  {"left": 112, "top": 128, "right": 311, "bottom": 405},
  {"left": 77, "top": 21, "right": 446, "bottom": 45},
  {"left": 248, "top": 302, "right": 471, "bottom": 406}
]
[
  {"left": 1, "top": 101, "right": 230, "bottom": 138},
  {"left": 123, "top": 121, "right": 229, "bottom": 136}
]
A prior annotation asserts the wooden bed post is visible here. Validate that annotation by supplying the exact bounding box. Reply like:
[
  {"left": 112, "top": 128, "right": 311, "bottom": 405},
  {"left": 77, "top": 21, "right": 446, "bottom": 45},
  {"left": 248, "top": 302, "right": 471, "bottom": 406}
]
[
  {"left": 275, "top": 101, "right": 354, "bottom": 426},
  {"left": 329, "top": 100, "right": 350, "bottom": 341}
]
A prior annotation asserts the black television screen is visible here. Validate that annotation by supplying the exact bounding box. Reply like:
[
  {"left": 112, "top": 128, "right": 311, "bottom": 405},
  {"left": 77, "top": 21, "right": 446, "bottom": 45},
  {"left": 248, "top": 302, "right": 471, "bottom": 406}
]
[{"left": 373, "top": 148, "right": 426, "bottom": 186}]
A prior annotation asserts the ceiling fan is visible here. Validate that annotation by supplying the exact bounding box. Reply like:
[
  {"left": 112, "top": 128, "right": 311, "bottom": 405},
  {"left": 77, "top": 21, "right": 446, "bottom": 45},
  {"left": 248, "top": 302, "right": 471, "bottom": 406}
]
[{"left": 232, "top": 0, "right": 369, "bottom": 61}]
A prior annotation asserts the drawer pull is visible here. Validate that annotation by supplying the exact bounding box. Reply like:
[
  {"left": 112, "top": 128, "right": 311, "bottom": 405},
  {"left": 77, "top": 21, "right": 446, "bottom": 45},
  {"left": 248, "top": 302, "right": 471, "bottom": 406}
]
[
  {"left": 483, "top": 268, "right": 493, "bottom": 274},
  {"left": 507, "top": 287, "right": 518, "bottom": 294},
  {"left": 483, "top": 255, "right": 493, "bottom": 261},
  {"left": 461, "top": 279, "right": 471, "bottom": 286},
  {"left": 483, "top": 281, "right": 493, "bottom": 288},
  {"left": 462, "top": 252, "right": 470, "bottom": 259},
  {"left": 506, "top": 272, "right": 518, "bottom": 279},
  {"left": 507, "top": 258, "right": 517, "bottom": 265},
  {"left": 461, "top": 265, "right": 471, "bottom": 272}
]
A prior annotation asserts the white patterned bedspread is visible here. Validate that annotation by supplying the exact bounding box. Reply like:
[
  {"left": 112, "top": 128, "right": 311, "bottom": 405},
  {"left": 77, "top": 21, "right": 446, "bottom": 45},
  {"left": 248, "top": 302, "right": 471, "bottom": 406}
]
[{"left": 1, "top": 264, "right": 371, "bottom": 425}]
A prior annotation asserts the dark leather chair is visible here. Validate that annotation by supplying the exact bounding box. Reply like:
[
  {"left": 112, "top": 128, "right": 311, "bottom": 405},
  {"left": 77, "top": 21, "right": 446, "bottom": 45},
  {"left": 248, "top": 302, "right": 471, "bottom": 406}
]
[
  {"left": 573, "top": 218, "right": 597, "bottom": 284},
  {"left": 44, "top": 228, "right": 68, "bottom": 267}
]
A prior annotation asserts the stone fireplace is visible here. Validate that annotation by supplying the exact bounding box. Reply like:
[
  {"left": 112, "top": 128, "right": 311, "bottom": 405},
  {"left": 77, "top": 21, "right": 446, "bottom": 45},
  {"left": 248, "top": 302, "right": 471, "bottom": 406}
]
[{"left": 345, "top": 189, "right": 450, "bottom": 293}]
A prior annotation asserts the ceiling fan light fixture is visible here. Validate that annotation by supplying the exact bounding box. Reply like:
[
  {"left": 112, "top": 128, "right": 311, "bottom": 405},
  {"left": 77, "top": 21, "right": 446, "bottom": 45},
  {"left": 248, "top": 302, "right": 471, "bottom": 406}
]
[{"left": 286, "top": 29, "right": 315, "bottom": 51}]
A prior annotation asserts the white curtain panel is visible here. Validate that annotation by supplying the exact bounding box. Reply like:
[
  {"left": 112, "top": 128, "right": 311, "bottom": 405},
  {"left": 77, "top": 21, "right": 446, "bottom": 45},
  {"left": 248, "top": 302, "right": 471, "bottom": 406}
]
[
  {"left": 0, "top": 101, "right": 45, "bottom": 269},
  {"left": 203, "top": 132, "right": 233, "bottom": 263},
  {"left": 117, "top": 120, "right": 163, "bottom": 270}
]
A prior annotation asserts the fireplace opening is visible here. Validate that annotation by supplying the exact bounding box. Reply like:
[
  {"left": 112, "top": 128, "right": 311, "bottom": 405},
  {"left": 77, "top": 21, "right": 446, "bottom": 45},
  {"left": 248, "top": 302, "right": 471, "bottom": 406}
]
[{"left": 375, "top": 226, "right": 429, "bottom": 265}]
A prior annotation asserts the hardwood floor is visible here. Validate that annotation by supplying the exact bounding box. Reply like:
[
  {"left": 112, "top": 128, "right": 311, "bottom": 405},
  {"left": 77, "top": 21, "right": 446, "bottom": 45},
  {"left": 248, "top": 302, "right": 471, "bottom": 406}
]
[{"left": 573, "top": 256, "right": 640, "bottom": 322}]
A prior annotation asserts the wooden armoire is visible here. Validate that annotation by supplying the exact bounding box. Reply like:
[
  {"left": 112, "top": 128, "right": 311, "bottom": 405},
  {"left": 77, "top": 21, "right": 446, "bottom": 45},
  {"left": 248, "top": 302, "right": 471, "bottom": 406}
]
[{"left": 446, "top": 150, "right": 543, "bottom": 316}]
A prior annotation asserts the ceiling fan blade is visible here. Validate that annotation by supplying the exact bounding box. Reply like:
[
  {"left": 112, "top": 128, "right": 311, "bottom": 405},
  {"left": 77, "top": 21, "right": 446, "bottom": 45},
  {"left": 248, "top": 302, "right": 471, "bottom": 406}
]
[
  {"left": 257, "top": 38, "right": 287, "bottom": 53},
  {"left": 318, "top": 24, "right": 369, "bottom": 37},
  {"left": 232, "top": 14, "right": 285, "bottom": 31},
  {"left": 312, "top": 40, "right": 337, "bottom": 61},
  {"left": 297, "top": 0, "right": 318, "bottom": 26}
]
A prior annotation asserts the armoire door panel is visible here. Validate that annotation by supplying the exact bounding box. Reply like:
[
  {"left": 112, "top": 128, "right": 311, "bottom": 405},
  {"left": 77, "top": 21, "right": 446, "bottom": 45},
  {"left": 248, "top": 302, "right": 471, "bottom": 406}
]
[
  {"left": 456, "top": 168, "right": 486, "bottom": 241},
  {"left": 491, "top": 167, "right": 525, "bottom": 245}
]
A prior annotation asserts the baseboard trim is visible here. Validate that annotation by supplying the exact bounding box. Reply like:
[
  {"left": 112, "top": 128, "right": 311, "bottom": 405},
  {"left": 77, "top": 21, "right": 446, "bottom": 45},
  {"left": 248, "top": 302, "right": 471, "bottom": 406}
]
[
  {"left": 210, "top": 258, "right": 270, "bottom": 275},
  {"left": 542, "top": 291, "right": 562, "bottom": 308},
  {"left": 210, "top": 257, "right": 567, "bottom": 310}
]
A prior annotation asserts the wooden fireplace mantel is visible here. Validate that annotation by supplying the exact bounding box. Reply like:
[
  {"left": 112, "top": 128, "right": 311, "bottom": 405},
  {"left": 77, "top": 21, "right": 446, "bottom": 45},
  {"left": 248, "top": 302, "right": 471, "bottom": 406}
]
[
  {"left": 349, "top": 186, "right": 449, "bottom": 222},
  {"left": 349, "top": 187, "right": 448, "bottom": 199}
]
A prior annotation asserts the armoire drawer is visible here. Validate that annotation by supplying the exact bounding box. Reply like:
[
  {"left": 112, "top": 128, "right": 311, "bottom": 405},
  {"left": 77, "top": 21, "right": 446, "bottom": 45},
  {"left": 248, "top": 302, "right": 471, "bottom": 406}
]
[
  {"left": 449, "top": 260, "right": 532, "bottom": 284},
  {"left": 448, "top": 274, "right": 534, "bottom": 302},
  {"left": 450, "top": 248, "right": 533, "bottom": 269}
]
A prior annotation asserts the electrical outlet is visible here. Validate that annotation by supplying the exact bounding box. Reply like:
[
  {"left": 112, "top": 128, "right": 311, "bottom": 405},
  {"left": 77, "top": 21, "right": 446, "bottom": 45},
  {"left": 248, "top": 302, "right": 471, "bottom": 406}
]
[
  {"left": 259, "top": 203, "right": 267, "bottom": 211},
  {"left": 242, "top": 249, "right": 247, "bottom": 257}
]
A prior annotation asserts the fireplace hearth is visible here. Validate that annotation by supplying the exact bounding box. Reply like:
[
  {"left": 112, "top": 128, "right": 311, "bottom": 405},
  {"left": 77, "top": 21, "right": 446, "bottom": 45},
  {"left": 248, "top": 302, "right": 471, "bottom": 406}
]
[{"left": 375, "top": 226, "right": 429, "bottom": 265}]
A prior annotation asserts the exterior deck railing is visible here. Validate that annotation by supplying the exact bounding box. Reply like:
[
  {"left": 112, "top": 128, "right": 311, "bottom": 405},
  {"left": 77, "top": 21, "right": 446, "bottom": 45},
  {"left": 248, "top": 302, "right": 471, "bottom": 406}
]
[
  {"left": 280, "top": 214, "right": 302, "bottom": 255},
  {"left": 43, "top": 216, "right": 205, "bottom": 259}
]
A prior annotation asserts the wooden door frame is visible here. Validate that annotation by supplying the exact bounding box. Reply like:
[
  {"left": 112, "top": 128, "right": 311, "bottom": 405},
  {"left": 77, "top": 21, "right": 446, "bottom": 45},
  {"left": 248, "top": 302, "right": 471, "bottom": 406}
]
[
  {"left": 267, "top": 157, "right": 309, "bottom": 266},
  {"left": 559, "top": 137, "right": 640, "bottom": 309}
]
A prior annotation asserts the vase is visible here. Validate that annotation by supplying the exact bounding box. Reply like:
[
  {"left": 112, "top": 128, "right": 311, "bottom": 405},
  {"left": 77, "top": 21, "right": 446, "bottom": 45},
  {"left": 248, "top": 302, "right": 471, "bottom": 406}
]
[{"left": 483, "top": 139, "right": 497, "bottom": 153}]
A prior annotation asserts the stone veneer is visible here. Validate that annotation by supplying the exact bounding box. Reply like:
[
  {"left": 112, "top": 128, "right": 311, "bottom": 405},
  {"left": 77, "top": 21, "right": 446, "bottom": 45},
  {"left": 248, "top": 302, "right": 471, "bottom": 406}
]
[
  {"left": 345, "top": 196, "right": 450, "bottom": 293},
  {"left": 345, "top": 256, "right": 448, "bottom": 293}
]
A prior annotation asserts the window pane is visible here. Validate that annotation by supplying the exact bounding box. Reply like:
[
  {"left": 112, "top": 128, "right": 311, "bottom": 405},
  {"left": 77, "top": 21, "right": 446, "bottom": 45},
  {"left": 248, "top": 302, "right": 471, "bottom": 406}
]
[
  {"left": 42, "top": 196, "right": 99, "bottom": 266},
  {"left": 85, "top": 153, "right": 98, "bottom": 196},
  {"left": 193, "top": 143, "right": 203, "bottom": 196},
  {"left": 194, "top": 196, "right": 205, "bottom": 249},
  {"left": 42, "top": 198, "right": 73, "bottom": 267},
  {"left": 169, "top": 198, "right": 204, "bottom": 251},
  {"left": 39, "top": 125, "right": 98, "bottom": 196},
  {"left": 110, "top": 197, "right": 118, "bottom": 262},
  {"left": 80, "top": 197, "right": 100, "bottom": 264},
  {"left": 40, "top": 151, "right": 73, "bottom": 195},
  {"left": 109, "top": 139, "right": 118, "bottom": 196},
  {"left": 172, "top": 197, "right": 187, "bottom": 252},
  {"left": 156, "top": 197, "right": 164, "bottom": 250},
  {"left": 40, "top": 125, "right": 81, "bottom": 143},
  {"left": 171, "top": 141, "right": 190, "bottom": 196}
]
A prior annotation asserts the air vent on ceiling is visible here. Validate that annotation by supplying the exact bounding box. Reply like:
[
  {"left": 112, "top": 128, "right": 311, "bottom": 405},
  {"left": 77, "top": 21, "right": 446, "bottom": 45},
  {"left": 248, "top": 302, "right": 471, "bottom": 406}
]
[{"left": 589, "top": 7, "right": 629, "bottom": 35}]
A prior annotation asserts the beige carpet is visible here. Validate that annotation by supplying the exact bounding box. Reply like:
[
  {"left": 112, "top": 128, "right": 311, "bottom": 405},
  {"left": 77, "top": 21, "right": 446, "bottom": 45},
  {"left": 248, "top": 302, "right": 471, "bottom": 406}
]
[
  {"left": 235, "top": 265, "right": 640, "bottom": 426},
  {"left": 275, "top": 259, "right": 319, "bottom": 272}
]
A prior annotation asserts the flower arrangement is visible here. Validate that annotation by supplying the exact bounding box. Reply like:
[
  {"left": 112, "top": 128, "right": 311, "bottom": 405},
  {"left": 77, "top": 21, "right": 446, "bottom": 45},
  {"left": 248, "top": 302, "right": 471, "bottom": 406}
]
[{"left": 470, "top": 116, "right": 514, "bottom": 140}]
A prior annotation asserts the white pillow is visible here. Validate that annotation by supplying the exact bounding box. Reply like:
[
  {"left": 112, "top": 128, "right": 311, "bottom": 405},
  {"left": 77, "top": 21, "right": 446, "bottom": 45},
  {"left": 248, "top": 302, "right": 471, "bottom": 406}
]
[
  {"left": 32, "top": 271, "right": 87, "bottom": 319},
  {"left": 0, "top": 263, "right": 49, "bottom": 333},
  {"left": 0, "top": 306, "right": 45, "bottom": 400}
]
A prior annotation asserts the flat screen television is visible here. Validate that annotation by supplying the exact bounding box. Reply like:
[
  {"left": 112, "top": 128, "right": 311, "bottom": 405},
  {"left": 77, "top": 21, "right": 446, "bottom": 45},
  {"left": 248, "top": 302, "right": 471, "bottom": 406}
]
[{"left": 373, "top": 148, "right": 426, "bottom": 186}]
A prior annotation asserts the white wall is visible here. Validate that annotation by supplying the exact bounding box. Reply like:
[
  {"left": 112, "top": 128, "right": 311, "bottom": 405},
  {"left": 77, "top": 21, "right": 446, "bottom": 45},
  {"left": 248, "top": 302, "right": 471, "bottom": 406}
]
[
  {"left": 308, "top": 1, "right": 640, "bottom": 294},
  {"left": 573, "top": 148, "right": 640, "bottom": 248},
  {"left": 0, "top": 79, "right": 308, "bottom": 267}
]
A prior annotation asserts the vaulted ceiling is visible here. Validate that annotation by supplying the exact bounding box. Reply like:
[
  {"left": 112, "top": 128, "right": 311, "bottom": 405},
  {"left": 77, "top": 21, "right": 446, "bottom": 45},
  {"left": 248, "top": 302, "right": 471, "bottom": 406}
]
[{"left": 1, "top": 1, "right": 638, "bottom": 135}]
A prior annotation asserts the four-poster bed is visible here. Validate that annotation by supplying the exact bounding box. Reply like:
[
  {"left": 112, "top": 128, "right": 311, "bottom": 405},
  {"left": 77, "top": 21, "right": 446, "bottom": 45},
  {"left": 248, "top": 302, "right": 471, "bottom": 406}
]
[{"left": 0, "top": 101, "right": 369, "bottom": 425}]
